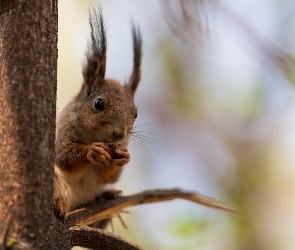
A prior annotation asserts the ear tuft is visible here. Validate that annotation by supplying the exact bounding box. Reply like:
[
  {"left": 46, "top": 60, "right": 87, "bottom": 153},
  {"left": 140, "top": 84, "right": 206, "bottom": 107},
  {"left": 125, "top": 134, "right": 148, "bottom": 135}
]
[
  {"left": 127, "top": 20, "right": 142, "bottom": 95},
  {"left": 82, "top": 7, "right": 107, "bottom": 96}
]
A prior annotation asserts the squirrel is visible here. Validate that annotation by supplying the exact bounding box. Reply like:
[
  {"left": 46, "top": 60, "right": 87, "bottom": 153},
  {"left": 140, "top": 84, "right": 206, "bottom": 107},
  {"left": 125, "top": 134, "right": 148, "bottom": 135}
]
[{"left": 53, "top": 8, "right": 142, "bottom": 220}]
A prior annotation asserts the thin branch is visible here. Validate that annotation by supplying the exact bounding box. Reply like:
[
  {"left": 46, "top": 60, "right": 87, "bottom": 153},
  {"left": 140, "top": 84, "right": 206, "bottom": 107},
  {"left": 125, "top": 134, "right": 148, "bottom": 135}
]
[{"left": 67, "top": 188, "right": 241, "bottom": 227}]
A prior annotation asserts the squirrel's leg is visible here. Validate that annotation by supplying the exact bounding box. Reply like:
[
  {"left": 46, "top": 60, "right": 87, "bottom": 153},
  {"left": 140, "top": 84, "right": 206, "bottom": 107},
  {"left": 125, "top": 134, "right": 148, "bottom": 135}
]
[{"left": 53, "top": 173, "right": 68, "bottom": 219}]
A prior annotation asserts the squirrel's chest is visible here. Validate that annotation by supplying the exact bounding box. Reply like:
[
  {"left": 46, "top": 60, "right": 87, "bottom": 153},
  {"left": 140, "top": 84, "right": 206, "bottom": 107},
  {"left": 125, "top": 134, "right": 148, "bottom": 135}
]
[
  {"left": 73, "top": 165, "right": 102, "bottom": 189},
  {"left": 57, "top": 165, "right": 106, "bottom": 210}
]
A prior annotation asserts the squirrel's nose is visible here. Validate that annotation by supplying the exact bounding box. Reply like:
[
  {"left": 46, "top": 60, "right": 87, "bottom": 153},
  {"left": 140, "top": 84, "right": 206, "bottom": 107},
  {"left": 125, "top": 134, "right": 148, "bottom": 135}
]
[{"left": 112, "top": 129, "right": 125, "bottom": 141}]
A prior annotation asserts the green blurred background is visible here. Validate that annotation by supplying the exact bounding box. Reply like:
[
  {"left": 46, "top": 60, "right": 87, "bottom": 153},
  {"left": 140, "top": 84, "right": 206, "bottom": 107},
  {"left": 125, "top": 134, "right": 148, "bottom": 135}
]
[{"left": 59, "top": 1, "right": 295, "bottom": 249}]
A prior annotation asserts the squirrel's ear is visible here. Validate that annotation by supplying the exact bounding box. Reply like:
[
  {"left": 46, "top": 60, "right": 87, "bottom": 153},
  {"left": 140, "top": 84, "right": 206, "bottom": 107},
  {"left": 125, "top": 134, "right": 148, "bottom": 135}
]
[
  {"left": 82, "top": 7, "right": 107, "bottom": 96},
  {"left": 126, "top": 21, "right": 142, "bottom": 96}
]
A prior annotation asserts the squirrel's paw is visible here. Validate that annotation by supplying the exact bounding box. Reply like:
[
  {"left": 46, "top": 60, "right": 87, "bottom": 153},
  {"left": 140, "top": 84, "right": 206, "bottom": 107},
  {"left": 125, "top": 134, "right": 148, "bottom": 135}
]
[
  {"left": 111, "top": 149, "right": 130, "bottom": 167},
  {"left": 87, "top": 142, "right": 112, "bottom": 167},
  {"left": 53, "top": 196, "right": 68, "bottom": 220}
]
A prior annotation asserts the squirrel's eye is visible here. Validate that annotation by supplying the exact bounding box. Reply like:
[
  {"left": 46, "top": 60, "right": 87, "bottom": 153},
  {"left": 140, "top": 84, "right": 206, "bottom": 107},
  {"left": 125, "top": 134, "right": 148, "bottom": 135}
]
[{"left": 94, "top": 98, "right": 105, "bottom": 110}]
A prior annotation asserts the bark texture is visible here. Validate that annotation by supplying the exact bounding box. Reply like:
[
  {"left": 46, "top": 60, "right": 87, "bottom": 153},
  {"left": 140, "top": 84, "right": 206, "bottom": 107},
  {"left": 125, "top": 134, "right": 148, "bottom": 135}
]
[{"left": 0, "top": 1, "right": 58, "bottom": 249}]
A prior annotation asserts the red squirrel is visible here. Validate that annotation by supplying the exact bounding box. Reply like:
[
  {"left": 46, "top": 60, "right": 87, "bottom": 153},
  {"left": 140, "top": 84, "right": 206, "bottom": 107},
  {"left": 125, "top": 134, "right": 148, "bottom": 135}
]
[{"left": 54, "top": 8, "right": 142, "bottom": 218}]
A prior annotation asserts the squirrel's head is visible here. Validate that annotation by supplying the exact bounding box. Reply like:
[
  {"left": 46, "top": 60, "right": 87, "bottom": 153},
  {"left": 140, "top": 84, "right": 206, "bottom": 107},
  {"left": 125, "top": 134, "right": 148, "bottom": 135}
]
[{"left": 75, "top": 8, "right": 142, "bottom": 149}]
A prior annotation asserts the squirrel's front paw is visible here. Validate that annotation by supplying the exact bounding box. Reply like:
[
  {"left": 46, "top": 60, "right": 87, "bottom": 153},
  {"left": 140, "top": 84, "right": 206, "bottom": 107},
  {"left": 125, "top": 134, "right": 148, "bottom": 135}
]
[
  {"left": 87, "top": 142, "right": 112, "bottom": 167},
  {"left": 110, "top": 149, "right": 130, "bottom": 167}
]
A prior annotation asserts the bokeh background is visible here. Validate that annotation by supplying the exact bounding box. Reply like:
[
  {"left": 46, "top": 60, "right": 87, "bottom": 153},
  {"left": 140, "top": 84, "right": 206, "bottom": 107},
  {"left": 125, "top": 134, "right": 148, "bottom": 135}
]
[{"left": 59, "top": 1, "right": 295, "bottom": 249}]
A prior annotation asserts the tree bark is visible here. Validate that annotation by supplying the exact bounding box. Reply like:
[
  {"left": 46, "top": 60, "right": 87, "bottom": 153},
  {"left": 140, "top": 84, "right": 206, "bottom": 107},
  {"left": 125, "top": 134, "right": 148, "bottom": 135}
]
[{"left": 0, "top": 1, "right": 58, "bottom": 249}]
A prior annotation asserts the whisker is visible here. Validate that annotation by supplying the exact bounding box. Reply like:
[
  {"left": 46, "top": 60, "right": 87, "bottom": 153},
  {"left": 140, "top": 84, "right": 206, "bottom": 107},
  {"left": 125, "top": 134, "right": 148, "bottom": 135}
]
[
  {"left": 131, "top": 122, "right": 163, "bottom": 145},
  {"left": 132, "top": 133, "right": 162, "bottom": 146},
  {"left": 130, "top": 136, "right": 150, "bottom": 157},
  {"left": 133, "top": 122, "right": 157, "bottom": 129},
  {"left": 58, "top": 84, "right": 77, "bottom": 96},
  {"left": 130, "top": 138, "right": 142, "bottom": 151},
  {"left": 136, "top": 98, "right": 149, "bottom": 111},
  {"left": 131, "top": 134, "right": 162, "bottom": 151},
  {"left": 131, "top": 136, "right": 154, "bottom": 155},
  {"left": 131, "top": 130, "right": 162, "bottom": 137},
  {"left": 130, "top": 120, "right": 163, "bottom": 159},
  {"left": 130, "top": 135, "right": 146, "bottom": 151}
]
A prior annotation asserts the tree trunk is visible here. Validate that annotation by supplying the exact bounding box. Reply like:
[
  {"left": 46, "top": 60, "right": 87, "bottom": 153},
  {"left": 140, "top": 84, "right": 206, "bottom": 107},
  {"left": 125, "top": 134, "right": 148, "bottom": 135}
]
[{"left": 0, "top": 1, "right": 58, "bottom": 249}]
